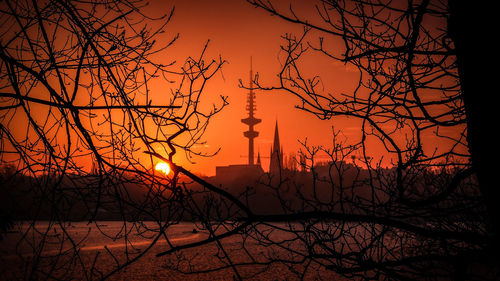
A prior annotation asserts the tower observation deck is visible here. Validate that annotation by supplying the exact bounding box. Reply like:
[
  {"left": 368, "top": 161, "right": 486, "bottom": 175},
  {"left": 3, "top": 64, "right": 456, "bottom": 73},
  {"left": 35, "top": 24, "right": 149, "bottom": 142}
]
[{"left": 241, "top": 57, "right": 261, "bottom": 165}]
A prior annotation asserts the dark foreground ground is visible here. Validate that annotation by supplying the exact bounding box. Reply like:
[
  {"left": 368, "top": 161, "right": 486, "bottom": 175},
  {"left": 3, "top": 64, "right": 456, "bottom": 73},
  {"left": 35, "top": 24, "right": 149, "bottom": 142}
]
[{"left": 0, "top": 221, "right": 342, "bottom": 281}]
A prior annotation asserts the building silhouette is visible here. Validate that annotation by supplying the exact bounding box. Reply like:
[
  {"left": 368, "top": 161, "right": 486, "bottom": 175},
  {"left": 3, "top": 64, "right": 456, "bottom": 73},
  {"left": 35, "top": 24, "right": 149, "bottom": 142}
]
[
  {"left": 215, "top": 58, "right": 264, "bottom": 181},
  {"left": 213, "top": 59, "right": 290, "bottom": 182}
]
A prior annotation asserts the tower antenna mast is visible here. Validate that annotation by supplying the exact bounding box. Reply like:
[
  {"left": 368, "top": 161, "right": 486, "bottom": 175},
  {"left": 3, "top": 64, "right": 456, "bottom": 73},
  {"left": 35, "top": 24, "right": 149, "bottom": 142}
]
[{"left": 241, "top": 57, "right": 261, "bottom": 165}]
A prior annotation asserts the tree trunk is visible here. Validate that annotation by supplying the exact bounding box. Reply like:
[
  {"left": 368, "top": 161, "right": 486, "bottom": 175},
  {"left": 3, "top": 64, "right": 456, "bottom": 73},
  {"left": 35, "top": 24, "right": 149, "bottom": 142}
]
[{"left": 448, "top": 0, "right": 498, "bottom": 246}]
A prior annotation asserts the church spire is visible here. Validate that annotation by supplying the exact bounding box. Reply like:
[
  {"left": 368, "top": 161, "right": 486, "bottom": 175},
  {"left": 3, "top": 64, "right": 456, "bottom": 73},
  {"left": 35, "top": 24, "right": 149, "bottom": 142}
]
[
  {"left": 269, "top": 120, "right": 283, "bottom": 174},
  {"left": 273, "top": 120, "right": 280, "bottom": 152}
]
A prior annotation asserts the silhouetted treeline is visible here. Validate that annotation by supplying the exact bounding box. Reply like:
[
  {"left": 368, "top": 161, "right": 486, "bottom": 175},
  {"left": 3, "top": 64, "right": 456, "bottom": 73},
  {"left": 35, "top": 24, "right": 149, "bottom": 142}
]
[
  {"left": 0, "top": 162, "right": 480, "bottom": 225},
  {"left": 1, "top": 161, "right": 482, "bottom": 243},
  {"left": 0, "top": 165, "right": 182, "bottom": 222}
]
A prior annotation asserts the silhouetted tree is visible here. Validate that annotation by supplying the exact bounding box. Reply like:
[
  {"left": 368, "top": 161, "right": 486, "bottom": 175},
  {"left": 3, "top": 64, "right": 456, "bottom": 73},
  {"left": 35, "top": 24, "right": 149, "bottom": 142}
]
[
  {"left": 126, "top": 1, "right": 497, "bottom": 280},
  {"left": 1, "top": 0, "right": 496, "bottom": 280},
  {"left": 148, "top": 0, "right": 496, "bottom": 280},
  {"left": 0, "top": 0, "right": 228, "bottom": 279},
  {"left": 234, "top": 0, "right": 495, "bottom": 280}
]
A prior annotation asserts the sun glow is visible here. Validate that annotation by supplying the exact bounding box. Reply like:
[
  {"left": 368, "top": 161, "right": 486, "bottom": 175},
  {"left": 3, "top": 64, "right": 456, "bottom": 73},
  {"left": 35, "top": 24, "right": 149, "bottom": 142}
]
[{"left": 155, "top": 162, "right": 171, "bottom": 175}]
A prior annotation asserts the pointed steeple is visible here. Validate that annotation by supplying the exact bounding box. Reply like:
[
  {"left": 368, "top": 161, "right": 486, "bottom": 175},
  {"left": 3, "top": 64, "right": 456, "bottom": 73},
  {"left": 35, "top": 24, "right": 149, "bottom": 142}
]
[
  {"left": 273, "top": 120, "right": 280, "bottom": 153},
  {"left": 269, "top": 120, "right": 283, "bottom": 174}
]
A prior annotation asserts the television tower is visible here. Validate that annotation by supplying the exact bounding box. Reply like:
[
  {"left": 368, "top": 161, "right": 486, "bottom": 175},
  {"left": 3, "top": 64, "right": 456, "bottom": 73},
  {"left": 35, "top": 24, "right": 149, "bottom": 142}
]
[{"left": 241, "top": 57, "right": 261, "bottom": 165}]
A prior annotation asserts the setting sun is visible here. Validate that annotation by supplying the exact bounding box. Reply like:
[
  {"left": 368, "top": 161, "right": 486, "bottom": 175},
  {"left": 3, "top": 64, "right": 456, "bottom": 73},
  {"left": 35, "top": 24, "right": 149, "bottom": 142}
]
[{"left": 155, "top": 162, "right": 171, "bottom": 175}]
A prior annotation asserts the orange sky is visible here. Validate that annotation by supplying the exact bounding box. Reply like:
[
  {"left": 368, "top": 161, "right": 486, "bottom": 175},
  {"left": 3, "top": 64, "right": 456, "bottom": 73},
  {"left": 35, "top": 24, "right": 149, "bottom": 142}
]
[
  {"left": 1, "top": 0, "right": 463, "bottom": 177},
  {"left": 130, "top": 0, "right": 465, "bottom": 176},
  {"left": 142, "top": 0, "right": 364, "bottom": 176}
]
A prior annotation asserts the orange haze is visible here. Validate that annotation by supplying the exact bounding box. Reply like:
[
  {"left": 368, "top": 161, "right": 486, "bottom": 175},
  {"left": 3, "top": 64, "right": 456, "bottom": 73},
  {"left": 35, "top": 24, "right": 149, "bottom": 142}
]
[
  {"left": 4, "top": 0, "right": 460, "bottom": 176},
  {"left": 143, "top": 0, "right": 359, "bottom": 176},
  {"left": 131, "top": 0, "right": 462, "bottom": 176}
]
